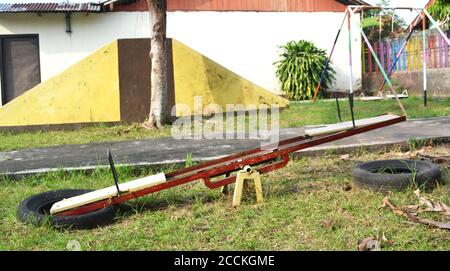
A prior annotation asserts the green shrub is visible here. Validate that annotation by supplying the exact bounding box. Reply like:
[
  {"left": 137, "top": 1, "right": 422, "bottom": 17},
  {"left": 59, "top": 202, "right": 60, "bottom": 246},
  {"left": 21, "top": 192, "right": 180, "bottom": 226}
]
[
  {"left": 428, "top": 0, "right": 450, "bottom": 29},
  {"left": 275, "top": 40, "right": 335, "bottom": 101}
]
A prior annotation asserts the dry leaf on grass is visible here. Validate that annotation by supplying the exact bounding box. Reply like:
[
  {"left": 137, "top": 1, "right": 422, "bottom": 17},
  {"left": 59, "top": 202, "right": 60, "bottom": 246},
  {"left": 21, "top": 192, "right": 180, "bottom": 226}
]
[
  {"left": 418, "top": 219, "right": 450, "bottom": 230},
  {"left": 417, "top": 154, "right": 450, "bottom": 165},
  {"left": 322, "top": 218, "right": 335, "bottom": 231},
  {"left": 413, "top": 190, "right": 450, "bottom": 217},
  {"left": 381, "top": 232, "right": 392, "bottom": 245},
  {"left": 379, "top": 193, "right": 450, "bottom": 230},
  {"left": 378, "top": 198, "right": 406, "bottom": 216}
]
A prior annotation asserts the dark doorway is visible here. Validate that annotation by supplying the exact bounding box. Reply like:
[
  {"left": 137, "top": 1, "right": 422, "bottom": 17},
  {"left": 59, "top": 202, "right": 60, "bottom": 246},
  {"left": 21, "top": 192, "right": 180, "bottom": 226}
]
[{"left": 0, "top": 35, "right": 41, "bottom": 105}]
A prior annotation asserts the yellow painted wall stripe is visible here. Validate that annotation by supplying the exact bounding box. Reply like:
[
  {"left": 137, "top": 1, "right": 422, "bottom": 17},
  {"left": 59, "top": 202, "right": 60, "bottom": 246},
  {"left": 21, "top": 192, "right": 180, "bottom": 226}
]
[
  {"left": 171, "top": 40, "right": 289, "bottom": 117},
  {"left": 0, "top": 41, "right": 120, "bottom": 127}
]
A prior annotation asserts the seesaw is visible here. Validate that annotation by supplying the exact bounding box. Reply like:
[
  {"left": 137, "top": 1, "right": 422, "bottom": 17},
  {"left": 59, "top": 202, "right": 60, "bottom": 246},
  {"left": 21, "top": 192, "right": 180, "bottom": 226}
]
[{"left": 41, "top": 114, "right": 405, "bottom": 219}]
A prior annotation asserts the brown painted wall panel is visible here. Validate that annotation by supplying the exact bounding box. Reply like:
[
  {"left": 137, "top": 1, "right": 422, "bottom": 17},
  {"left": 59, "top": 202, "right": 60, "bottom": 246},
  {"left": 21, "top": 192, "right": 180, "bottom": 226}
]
[
  {"left": 112, "top": 0, "right": 347, "bottom": 12},
  {"left": 117, "top": 38, "right": 175, "bottom": 123}
]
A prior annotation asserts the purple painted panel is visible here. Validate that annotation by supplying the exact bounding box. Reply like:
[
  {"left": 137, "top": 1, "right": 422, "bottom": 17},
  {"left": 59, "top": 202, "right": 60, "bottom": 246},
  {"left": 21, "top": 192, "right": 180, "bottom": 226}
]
[
  {"left": 386, "top": 40, "right": 391, "bottom": 71},
  {"left": 445, "top": 32, "right": 449, "bottom": 68},
  {"left": 402, "top": 37, "right": 407, "bottom": 71}
]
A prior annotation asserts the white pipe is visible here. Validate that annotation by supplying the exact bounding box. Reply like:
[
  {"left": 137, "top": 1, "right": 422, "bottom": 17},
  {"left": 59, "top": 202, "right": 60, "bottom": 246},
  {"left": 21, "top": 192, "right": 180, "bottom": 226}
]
[
  {"left": 423, "top": 9, "right": 450, "bottom": 46},
  {"left": 347, "top": 8, "right": 353, "bottom": 95},
  {"left": 421, "top": 13, "right": 428, "bottom": 104}
]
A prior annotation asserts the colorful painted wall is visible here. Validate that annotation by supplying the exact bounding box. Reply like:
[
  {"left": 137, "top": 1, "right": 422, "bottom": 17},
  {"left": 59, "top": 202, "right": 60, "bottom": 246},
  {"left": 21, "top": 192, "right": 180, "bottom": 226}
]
[
  {"left": 362, "top": 29, "right": 450, "bottom": 96},
  {"left": 0, "top": 38, "right": 288, "bottom": 129},
  {"left": 363, "top": 30, "right": 450, "bottom": 74}
]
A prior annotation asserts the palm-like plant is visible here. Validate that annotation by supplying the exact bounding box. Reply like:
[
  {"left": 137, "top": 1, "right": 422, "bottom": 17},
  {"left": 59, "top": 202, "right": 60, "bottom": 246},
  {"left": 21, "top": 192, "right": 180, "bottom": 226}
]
[{"left": 275, "top": 40, "right": 335, "bottom": 101}]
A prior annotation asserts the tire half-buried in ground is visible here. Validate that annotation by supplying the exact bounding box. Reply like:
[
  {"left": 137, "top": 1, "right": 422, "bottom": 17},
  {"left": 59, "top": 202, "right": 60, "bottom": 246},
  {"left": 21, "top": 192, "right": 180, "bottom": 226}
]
[
  {"left": 352, "top": 159, "right": 442, "bottom": 192},
  {"left": 17, "top": 189, "right": 117, "bottom": 229}
]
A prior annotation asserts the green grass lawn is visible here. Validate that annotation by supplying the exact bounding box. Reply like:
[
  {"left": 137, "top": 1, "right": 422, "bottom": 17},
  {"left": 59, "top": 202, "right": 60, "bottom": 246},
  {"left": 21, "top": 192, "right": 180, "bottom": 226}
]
[
  {"left": 0, "top": 124, "right": 172, "bottom": 152},
  {"left": 279, "top": 96, "right": 450, "bottom": 128},
  {"left": 0, "top": 144, "right": 449, "bottom": 250},
  {"left": 0, "top": 96, "right": 449, "bottom": 152}
]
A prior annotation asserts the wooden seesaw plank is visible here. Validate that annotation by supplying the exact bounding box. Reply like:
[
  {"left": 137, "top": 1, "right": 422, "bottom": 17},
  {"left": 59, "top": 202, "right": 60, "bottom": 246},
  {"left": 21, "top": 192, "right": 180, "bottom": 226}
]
[
  {"left": 305, "top": 114, "right": 401, "bottom": 137},
  {"left": 50, "top": 173, "right": 166, "bottom": 214}
]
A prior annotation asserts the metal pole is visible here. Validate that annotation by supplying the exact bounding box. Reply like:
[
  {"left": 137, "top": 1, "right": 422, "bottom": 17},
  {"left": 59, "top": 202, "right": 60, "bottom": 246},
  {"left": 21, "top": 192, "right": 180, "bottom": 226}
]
[
  {"left": 422, "top": 13, "right": 428, "bottom": 107},
  {"left": 107, "top": 150, "right": 121, "bottom": 196},
  {"left": 347, "top": 8, "right": 356, "bottom": 127},
  {"left": 335, "top": 93, "right": 342, "bottom": 122},
  {"left": 312, "top": 10, "right": 348, "bottom": 102},
  {"left": 351, "top": 9, "right": 408, "bottom": 117}
]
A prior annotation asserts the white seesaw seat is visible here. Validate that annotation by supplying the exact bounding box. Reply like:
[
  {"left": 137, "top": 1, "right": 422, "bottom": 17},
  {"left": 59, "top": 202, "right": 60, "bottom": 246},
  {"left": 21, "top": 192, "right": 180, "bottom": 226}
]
[
  {"left": 356, "top": 96, "right": 384, "bottom": 101},
  {"left": 50, "top": 172, "right": 166, "bottom": 215},
  {"left": 305, "top": 114, "right": 401, "bottom": 137},
  {"left": 357, "top": 90, "right": 409, "bottom": 102}
]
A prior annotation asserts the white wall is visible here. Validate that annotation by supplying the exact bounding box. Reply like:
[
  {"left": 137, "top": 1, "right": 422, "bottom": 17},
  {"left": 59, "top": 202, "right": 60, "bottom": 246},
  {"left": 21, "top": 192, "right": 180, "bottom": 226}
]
[
  {"left": 0, "top": 12, "right": 149, "bottom": 84},
  {"left": 0, "top": 11, "right": 362, "bottom": 95},
  {"left": 168, "top": 11, "right": 362, "bottom": 94}
]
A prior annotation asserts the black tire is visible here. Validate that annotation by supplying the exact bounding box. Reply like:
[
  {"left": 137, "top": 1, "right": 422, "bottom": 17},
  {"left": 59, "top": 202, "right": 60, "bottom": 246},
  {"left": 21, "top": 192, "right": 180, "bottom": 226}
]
[
  {"left": 17, "top": 189, "right": 117, "bottom": 229},
  {"left": 352, "top": 159, "right": 442, "bottom": 192}
]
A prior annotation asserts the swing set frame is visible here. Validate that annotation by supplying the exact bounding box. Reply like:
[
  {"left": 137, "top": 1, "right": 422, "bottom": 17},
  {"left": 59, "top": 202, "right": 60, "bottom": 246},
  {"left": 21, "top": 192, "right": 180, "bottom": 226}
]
[{"left": 313, "top": 4, "right": 450, "bottom": 123}]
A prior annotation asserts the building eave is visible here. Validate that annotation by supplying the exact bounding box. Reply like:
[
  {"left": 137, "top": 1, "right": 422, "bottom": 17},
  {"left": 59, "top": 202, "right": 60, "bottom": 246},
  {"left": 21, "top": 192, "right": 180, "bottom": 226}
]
[
  {"left": 336, "top": 0, "right": 371, "bottom": 6},
  {"left": 0, "top": 3, "right": 103, "bottom": 14}
]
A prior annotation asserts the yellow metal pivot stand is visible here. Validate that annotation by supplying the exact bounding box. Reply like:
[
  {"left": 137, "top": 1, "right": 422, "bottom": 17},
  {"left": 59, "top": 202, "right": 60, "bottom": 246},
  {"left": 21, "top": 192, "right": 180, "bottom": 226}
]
[{"left": 232, "top": 166, "right": 264, "bottom": 207}]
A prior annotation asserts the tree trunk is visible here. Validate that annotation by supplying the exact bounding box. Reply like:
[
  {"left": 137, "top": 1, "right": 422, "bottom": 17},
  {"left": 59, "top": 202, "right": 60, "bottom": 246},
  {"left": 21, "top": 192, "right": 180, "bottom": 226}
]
[{"left": 145, "top": 0, "right": 170, "bottom": 129}]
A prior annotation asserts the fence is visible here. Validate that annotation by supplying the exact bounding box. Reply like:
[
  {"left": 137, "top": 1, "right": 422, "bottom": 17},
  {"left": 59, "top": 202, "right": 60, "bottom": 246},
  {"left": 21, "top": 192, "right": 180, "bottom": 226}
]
[{"left": 362, "top": 29, "right": 450, "bottom": 74}]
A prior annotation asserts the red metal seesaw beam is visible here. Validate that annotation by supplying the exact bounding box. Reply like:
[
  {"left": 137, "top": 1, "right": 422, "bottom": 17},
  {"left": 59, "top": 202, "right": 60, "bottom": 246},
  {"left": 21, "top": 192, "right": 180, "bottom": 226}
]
[
  {"left": 165, "top": 134, "right": 307, "bottom": 177},
  {"left": 56, "top": 115, "right": 406, "bottom": 216}
]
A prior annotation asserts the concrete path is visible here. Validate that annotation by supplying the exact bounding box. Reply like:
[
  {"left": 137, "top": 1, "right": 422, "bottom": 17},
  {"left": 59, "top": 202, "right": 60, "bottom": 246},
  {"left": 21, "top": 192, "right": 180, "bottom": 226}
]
[{"left": 0, "top": 117, "right": 449, "bottom": 178}]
